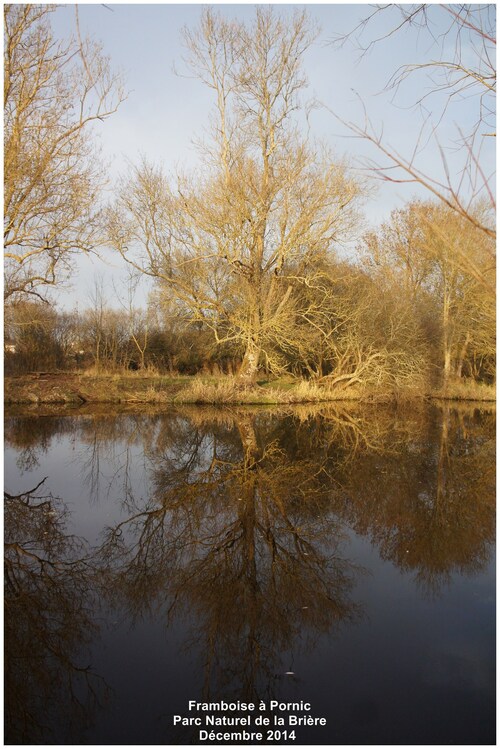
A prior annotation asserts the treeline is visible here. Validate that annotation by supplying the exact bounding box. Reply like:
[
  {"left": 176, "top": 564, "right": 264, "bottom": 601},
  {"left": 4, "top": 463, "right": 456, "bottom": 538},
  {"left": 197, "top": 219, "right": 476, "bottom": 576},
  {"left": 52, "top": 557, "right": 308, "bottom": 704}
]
[
  {"left": 5, "top": 199, "right": 495, "bottom": 391},
  {"left": 4, "top": 299, "right": 236, "bottom": 377}
]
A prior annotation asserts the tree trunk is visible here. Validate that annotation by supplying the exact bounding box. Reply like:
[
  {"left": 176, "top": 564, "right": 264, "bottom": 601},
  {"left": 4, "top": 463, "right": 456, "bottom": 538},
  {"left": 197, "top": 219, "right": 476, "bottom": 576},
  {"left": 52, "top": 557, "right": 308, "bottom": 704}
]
[
  {"left": 236, "top": 414, "right": 261, "bottom": 469},
  {"left": 443, "top": 346, "right": 452, "bottom": 386},
  {"left": 442, "top": 290, "right": 452, "bottom": 387},
  {"left": 436, "top": 406, "right": 450, "bottom": 512},
  {"left": 455, "top": 332, "right": 471, "bottom": 379},
  {"left": 238, "top": 340, "right": 260, "bottom": 384}
]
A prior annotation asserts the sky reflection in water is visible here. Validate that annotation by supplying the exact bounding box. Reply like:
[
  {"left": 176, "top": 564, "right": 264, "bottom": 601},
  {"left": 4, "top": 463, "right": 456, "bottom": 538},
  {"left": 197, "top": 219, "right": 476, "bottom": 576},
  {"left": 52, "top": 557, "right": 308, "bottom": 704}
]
[{"left": 4, "top": 403, "right": 495, "bottom": 745}]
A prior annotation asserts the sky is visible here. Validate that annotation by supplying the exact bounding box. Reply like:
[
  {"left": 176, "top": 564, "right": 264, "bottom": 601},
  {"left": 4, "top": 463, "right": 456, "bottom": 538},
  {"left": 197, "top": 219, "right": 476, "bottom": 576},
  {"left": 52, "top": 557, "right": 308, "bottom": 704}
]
[{"left": 46, "top": 2, "right": 495, "bottom": 310}]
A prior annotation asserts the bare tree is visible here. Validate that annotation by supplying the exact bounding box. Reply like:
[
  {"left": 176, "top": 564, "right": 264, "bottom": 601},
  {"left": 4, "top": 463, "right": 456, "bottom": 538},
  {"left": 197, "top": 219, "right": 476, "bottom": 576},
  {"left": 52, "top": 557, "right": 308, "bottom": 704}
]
[
  {"left": 331, "top": 4, "right": 495, "bottom": 241},
  {"left": 4, "top": 4, "right": 125, "bottom": 301},
  {"left": 115, "top": 271, "right": 150, "bottom": 370},
  {"left": 362, "top": 200, "right": 495, "bottom": 386},
  {"left": 417, "top": 202, "right": 495, "bottom": 385},
  {"left": 107, "top": 8, "right": 362, "bottom": 382},
  {"left": 286, "top": 260, "right": 430, "bottom": 390},
  {"left": 83, "top": 277, "right": 128, "bottom": 371}
]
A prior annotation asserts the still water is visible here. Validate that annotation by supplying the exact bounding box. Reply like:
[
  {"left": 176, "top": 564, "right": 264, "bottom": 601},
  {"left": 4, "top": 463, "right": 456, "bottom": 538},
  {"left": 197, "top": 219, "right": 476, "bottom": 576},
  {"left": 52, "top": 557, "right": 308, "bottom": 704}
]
[{"left": 4, "top": 402, "right": 495, "bottom": 745}]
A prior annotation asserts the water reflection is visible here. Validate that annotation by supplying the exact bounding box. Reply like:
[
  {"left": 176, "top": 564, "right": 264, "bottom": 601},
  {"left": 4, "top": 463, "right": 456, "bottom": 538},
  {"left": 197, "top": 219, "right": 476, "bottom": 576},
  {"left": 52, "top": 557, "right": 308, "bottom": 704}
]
[
  {"left": 4, "top": 414, "right": 71, "bottom": 471},
  {"left": 4, "top": 480, "right": 107, "bottom": 743},
  {"left": 331, "top": 404, "right": 495, "bottom": 596},
  {"left": 100, "top": 409, "right": 363, "bottom": 702},
  {"left": 4, "top": 402, "right": 495, "bottom": 742}
]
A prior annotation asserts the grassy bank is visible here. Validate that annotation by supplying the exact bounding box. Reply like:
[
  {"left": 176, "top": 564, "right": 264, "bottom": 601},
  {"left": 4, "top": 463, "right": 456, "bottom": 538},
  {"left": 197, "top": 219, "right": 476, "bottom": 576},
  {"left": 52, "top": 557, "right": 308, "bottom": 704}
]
[
  {"left": 429, "top": 380, "right": 496, "bottom": 402},
  {"left": 4, "top": 372, "right": 353, "bottom": 406},
  {"left": 3, "top": 372, "right": 496, "bottom": 406}
]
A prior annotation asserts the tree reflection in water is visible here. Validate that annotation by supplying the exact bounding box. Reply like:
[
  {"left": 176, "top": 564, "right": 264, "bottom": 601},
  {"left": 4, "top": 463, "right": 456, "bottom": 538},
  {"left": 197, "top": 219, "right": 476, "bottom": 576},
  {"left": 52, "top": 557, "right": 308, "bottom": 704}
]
[
  {"left": 4, "top": 480, "right": 107, "bottom": 744},
  {"left": 331, "top": 404, "right": 495, "bottom": 597},
  {"left": 99, "top": 408, "right": 364, "bottom": 702},
  {"left": 4, "top": 413, "right": 71, "bottom": 472},
  {"left": 4, "top": 403, "right": 495, "bottom": 734}
]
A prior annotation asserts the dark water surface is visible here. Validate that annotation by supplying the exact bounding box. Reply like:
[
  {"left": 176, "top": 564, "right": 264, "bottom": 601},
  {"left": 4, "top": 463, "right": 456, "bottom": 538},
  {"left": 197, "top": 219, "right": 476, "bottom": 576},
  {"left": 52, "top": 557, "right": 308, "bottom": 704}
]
[{"left": 4, "top": 402, "right": 495, "bottom": 745}]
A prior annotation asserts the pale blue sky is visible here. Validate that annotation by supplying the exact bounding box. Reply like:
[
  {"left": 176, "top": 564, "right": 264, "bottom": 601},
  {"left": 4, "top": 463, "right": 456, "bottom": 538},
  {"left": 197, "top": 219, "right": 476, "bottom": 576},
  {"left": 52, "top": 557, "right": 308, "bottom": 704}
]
[{"left": 48, "top": 3, "right": 495, "bottom": 309}]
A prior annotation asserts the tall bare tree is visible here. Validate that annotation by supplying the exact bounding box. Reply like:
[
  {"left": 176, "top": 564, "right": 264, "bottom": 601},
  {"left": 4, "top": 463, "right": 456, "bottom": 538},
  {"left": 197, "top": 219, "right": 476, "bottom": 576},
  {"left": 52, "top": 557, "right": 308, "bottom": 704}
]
[
  {"left": 108, "top": 8, "right": 362, "bottom": 382},
  {"left": 362, "top": 200, "right": 495, "bottom": 386},
  {"left": 4, "top": 4, "right": 125, "bottom": 301},
  {"left": 418, "top": 203, "right": 495, "bottom": 385}
]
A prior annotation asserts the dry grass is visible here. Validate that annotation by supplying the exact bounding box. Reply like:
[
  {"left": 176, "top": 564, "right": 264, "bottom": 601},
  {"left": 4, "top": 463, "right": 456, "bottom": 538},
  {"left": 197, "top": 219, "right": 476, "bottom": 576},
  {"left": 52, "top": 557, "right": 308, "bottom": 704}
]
[
  {"left": 174, "top": 377, "right": 288, "bottom": 404},
  {"left": 122, "top": 386, "right": 172, "bottom": 403},
  {"left": 174, "top": 377, "right": 364, "bottom": 404},
  {"left": 285, "top": 380, "right": 369, "bottom": 402},
  {"left": 5, "top": 371, "right": 495, "bottom": 406},
  {"left": 431, "top": 380, "right": 496, "bottom": 402}
]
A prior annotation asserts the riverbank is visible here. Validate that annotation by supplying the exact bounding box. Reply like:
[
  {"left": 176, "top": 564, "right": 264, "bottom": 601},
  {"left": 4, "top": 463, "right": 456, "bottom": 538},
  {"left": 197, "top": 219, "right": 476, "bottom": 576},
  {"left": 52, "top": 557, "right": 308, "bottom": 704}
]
[{"left": 3, "top": 372, "right": 496, "bottom": 406}]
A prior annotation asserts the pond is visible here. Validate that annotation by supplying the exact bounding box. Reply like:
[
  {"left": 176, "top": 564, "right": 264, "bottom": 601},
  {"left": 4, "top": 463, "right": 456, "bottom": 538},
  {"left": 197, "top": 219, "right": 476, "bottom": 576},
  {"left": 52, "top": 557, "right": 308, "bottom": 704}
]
[{"left": 4, "top": 402, "right": 495, "bottom": 745}]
